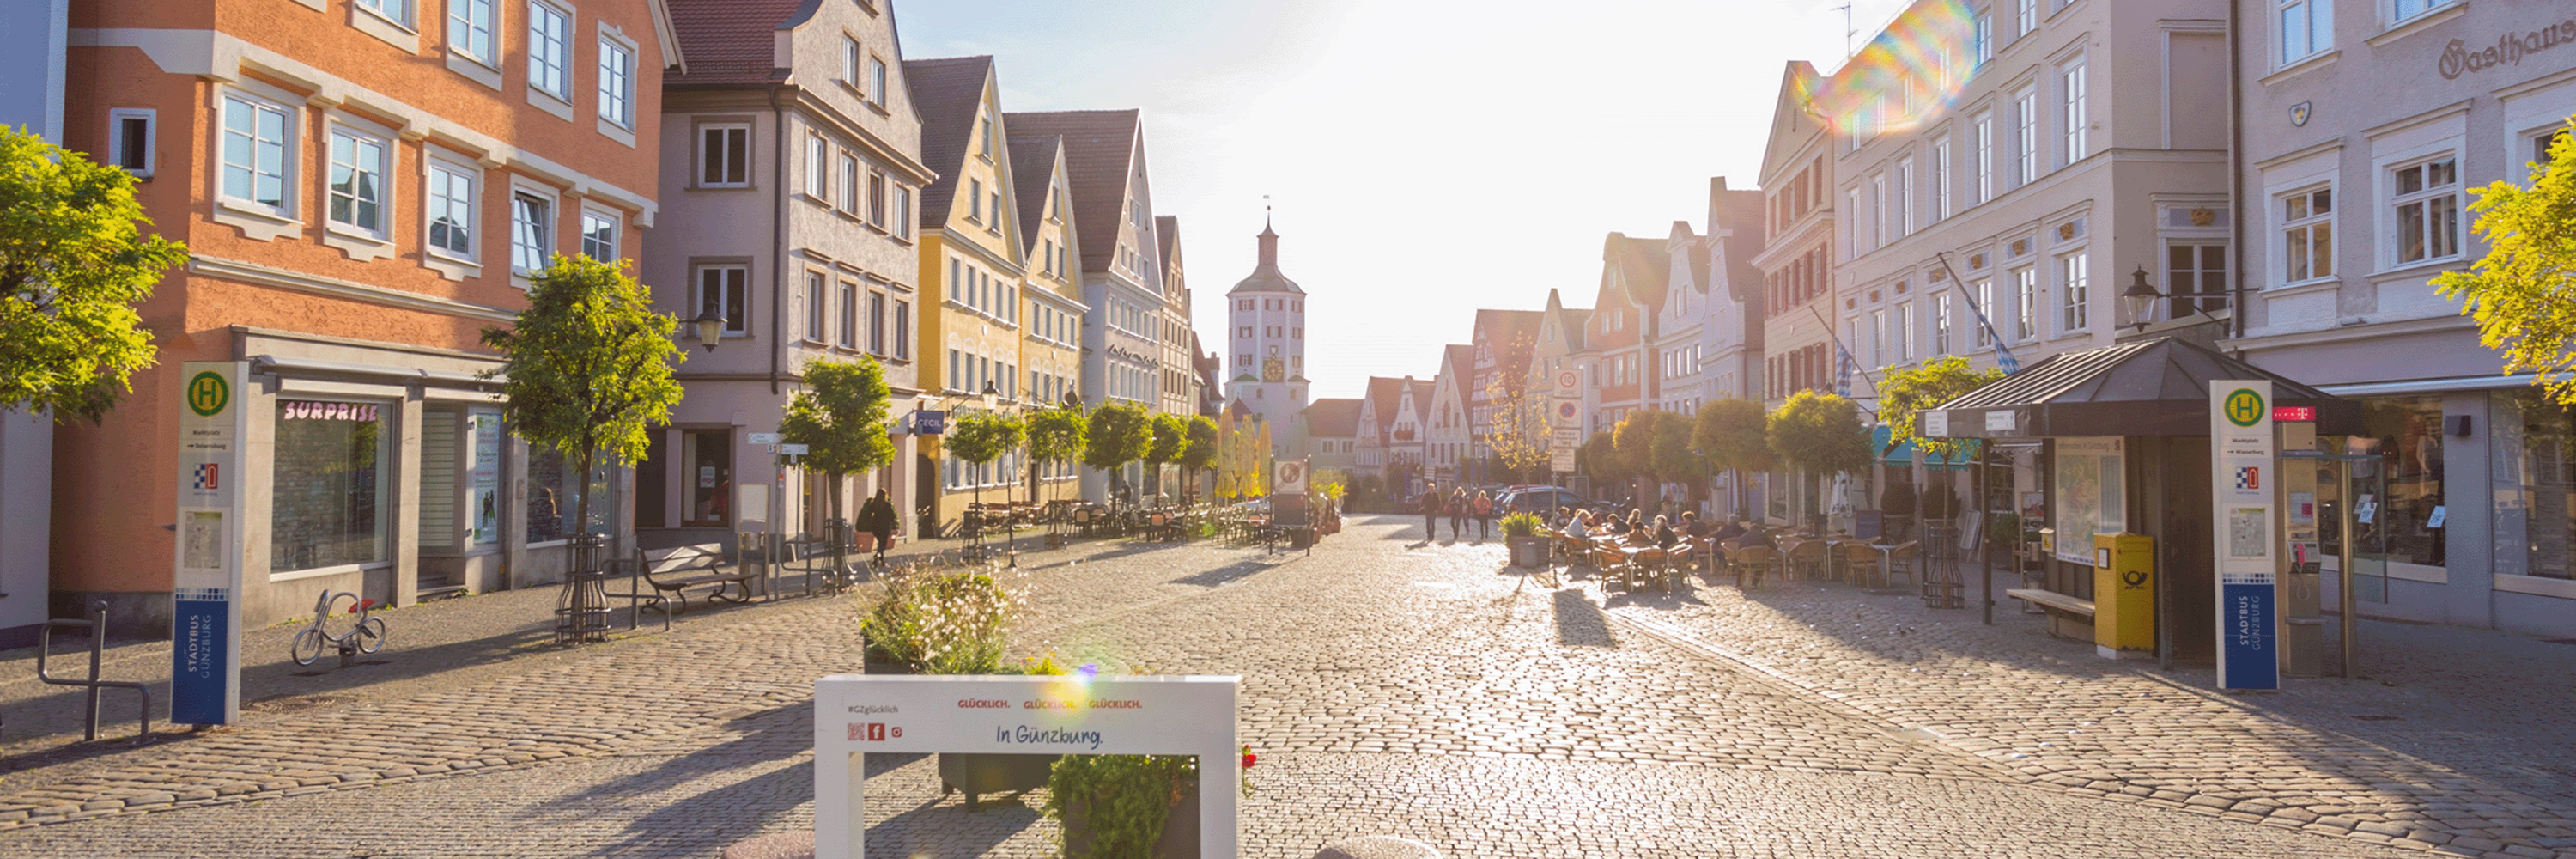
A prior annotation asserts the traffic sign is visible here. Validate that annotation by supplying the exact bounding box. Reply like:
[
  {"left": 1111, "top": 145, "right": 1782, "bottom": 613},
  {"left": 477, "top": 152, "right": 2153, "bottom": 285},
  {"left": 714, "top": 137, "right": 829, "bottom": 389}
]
[
  {"left": 780, "top": 443, "right": 810, "bottom": 455},
  {"left": 750, "top": 432, "right": 783, "bottom": 444}
]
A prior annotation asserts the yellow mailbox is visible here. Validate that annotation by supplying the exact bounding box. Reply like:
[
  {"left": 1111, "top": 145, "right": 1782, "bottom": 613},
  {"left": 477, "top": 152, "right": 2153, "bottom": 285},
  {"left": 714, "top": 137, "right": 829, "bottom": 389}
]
[{"left": 2092, "top": 533, "right": 2155, "bottom": 656}]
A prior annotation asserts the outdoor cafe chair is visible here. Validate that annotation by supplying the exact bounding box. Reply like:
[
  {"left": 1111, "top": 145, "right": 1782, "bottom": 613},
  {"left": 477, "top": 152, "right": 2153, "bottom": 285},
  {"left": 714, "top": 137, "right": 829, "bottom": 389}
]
[
  {"left": 1729, "top": 545, "right": 1780, "bottom": 589},
  {"left": 1886, "top": 541, "right": 1919, "bottom": 588},
  {"left": 1838, "top": 542, "right": 1885, "bottom": 587},
  {"left": 1783, "top": 539, "right": 1826, "bottom": 586}
]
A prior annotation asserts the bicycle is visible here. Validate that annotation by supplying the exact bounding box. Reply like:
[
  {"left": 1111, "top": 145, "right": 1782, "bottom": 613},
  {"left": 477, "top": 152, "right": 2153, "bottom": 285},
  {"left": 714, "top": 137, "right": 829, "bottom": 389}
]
[{"left": 290, "top": 589, "right": 387, "bottom": 666}]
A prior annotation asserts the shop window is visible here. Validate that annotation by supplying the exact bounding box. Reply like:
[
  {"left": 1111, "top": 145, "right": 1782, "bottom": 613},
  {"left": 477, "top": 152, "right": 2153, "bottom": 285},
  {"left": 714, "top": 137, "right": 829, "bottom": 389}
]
[
  {"left": 681, "top": 429, "right": 733, "bottom": 527},
  {"left": 530, "top": 446, "right": 618, "bottom": 542},
  {"left": 2495, "top": 392, "right": 2576, "bottom": 581},
  {"left": 271, "top": 399, "right": 391, "bottom": 573},
  {"left": 2354, "top": 396, "right": 2445, "bottom": 567}
]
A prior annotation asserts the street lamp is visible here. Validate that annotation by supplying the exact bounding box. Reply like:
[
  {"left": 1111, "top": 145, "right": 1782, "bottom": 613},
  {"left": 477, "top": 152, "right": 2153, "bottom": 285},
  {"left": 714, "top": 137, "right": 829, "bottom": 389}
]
[
  {"left": 688, "top": 308, "right": 727, "bottom": 352},
  {"left": 2119, "top": 265, "right": 2162, "bottom": 333}
]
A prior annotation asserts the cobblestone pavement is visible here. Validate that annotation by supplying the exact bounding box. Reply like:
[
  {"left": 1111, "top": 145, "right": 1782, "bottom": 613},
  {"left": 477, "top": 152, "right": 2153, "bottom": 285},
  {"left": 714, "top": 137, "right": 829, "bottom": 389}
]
[{"left": 0, "top": 516, "right": 2550, "bottom": 856}]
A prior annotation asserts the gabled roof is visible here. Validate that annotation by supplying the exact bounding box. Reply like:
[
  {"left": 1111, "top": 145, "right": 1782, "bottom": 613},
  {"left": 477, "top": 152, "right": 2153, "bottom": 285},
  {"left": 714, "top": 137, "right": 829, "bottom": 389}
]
[
  {"left": 905, "top": 56, "right": 994, "bottom": 230},
  {"left": 1442, "top": 344, "right": 1474, "bottom": 380},
  {"left": 1707, "top": 179, "right": 1769, "bottom": 306},
  {"left": 667, "top": 0, "right": 795, "bottom": 82},
  {"left": 1008, "top": 135, "right": 1060, "bottom": 254},
  {"left": 1364, "top": 376, "right": 1406, "bottom": 439},
  {"left": 1302, "top": 398, "right": 1362, "bottom": 437},
  {"left": 1473, "top": 309, "right": 1543, "bottom": 375},
  {"left": 1669, "top": 222, "right": 1711, "bottom": 295},
  {"left": 1002, "top": 109, "right": 1142, "bottom": 271},
  {"left": 1603, "top": 234, "right": 1670, "bottom": 308},
  {"left": 1759, "top": 60, "right": 1828, "bottom": 183},
  {"left": 1409, "top": 379, "right": 1434, "bottom": 410},
  {"left": 1155, "top": 215, "right": 1181, "bottom": 277}
]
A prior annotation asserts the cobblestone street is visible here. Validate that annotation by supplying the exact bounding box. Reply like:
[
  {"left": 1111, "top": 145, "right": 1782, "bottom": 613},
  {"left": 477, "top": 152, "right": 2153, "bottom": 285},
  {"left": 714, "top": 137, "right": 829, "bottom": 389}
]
[{"left": 0, "top": 515, "right": 2568, "bottom": 857}]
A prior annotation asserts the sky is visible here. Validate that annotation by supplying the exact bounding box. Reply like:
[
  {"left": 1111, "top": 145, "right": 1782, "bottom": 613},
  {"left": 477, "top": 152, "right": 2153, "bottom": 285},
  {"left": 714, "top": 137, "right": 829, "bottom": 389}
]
[{"left": 898, "top": 0, "right": 1917, "bottom": 401}]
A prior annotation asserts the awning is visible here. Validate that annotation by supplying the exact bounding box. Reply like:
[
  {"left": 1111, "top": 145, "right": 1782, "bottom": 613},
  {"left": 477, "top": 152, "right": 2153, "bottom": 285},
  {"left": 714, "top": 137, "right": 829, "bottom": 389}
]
[
  {"left": 1917, "top": 336, "right": 2363, "bottom": 439},
  {"left": 1870, "top": 426, "right": 1979, "bottom": 469}
]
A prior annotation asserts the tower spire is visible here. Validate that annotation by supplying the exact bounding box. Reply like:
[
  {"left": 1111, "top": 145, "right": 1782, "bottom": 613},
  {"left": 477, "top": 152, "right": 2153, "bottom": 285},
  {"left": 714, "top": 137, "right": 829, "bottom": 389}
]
[{"left": 1257, "top": 197, "right": 1279, "bottom": 268}]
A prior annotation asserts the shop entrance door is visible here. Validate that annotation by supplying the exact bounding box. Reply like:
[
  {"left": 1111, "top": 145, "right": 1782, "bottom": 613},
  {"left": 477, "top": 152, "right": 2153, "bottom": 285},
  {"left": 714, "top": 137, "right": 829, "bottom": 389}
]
[
  {"left": 681, "top": 429, "right": 734, "bottom": 528},
  {"left": 2312, "top": 454, "right": 2385, "bottom": 676}
]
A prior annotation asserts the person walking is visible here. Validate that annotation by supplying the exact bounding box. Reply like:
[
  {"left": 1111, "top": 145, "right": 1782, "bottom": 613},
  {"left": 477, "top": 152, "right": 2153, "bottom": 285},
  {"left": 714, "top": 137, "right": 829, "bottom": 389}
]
[
  {"left": 858, "top": 489, "right": 898, "bottom": 565},
  {"left": 1472, "top": 490, "right": 1495, "bottom": 541},
  {"left": 1449, "top": 488, "right": 1469, "bottom": 541},
  {"left": 1419, "top": 483, "right": 1442, "bottom": 540}
]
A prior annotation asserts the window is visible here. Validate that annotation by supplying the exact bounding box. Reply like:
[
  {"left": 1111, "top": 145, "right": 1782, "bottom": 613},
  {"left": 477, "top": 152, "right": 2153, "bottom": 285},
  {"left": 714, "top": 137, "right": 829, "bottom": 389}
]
[
  {"left": 449, "top": 0, "right": 495, "bottom": 62},
  {"left": 1896, "top": 302, "right": 1915, "bottom": 362},
  {"left": 2537, "top": 129, "right": 2572, "bottom": 168},
  {"left": 805, "top": 134, "right": 829, "bottom": 200},
  {"left": 219, "top": 93, "right": 292, "bottom": 214},
  {"left": 427, "top": 160, "right": 475, "bottom": 257},
  {"left": 867, "top": 57, "right": 889, "bottom": 107},
  {"left": 2058, "top": 251, "right": 2088, "bottom": 333},
  {"left": 893, "top": 300, "right": 910, "bottom": 358},
  {"left": 2281, "top": 186, "right": 2335, "bottom": 283},
  {"left": 526, "top": 1, "right": 570, "bottom": 100},
  {"left": 867, "top": 170, "right": 887, "bottom": 225},
  {"left": 868, "top": 291, "right": 886, "bottom": 355},
  {"left": 510, "top": 192, "right": 552, "bottom": 273},
  {"left": 1931, "top": 137, "right": 1951, "bottom": 220},
  {"left": 2167, "top": 244, "right": 2227, "bottom": 320},
  {"left": 359, "top": 0, "right": 412, "bottom": 27},
  {"left": 270, "top": 399, "right": 391, "bottom": 572},
  {"left": 805, "top": 272, "right": 827, "bottom": 342},
  {"left": 1894, "top": 157, "right": 1916, "bottom": 236},
  {"left": 1935, "top": 294, "right": 1954, "bottom": 354},
  {"left": 2391, "top": 0, "right": 2453, "bottom": 22},
  {"left": 2062, "top": 61, "right": 2087, "bottom": 164},
  {"left": 326, "top": 128, "right": 389, "bottom": 236},
  {"left": 1972, "top": 112, "right": 1994, "bottom": 204},
  {"left": 969, "top": 178, "right": 983, "bottom": 222},
  {"left": 699, "top": 125, "right": 750, "bottom": 186},
  {"left": 980, "top": 118, "right": 996, "bottom": 159},
  {"left": 2012, "top": 265, "right": 2037, "bottom": 340},
  {"left": 839, "top": 281, "right": 858, "bottom": 349},
  {"left": 2391, "top": 156, "right": 2458, "bottom": 265},
  {"left": 107, "top": 108, "right": 153, "bottom": 176},
  {"left": 841, "top": 37, "right": 860, "bottom": 84},
  {"left": 696, "top": 265, "right": 747, "bottom": 334},
  {"left": 2501, "top": 391, "right": 2576, "bottom": 581},
  {"left": 598, "top": 38, "right": 634, "bottom": 128},
  {"left": 835, "top": 152, "right": 859, "bottom": 215},
  {"left": 1868, "top": 311, "right": 1886, "bottom": 366},
  {"left": 1974, "top": 9, "right": 1995, "bottom": 62},
  {"left": 2279, "top": 0, "right": 2332, "bottom": 64},
  {"left": 579, "top": 209, "right": 616, "bottom": 261},
  {"left": 1974, "top": 279, "right": 1996, "bottom": 346},
  {"left": 894, "top": 186, "right": 913, "bottom": 238},
  {"left": 2018, "top": 0, "right": 2037, "bottom": 35},
  {"left": 2014, "top": 87, "right": 2038, "bottom": 186},
  {"left": 989, "top": 192, "right": 1003, "bottom": 233}
]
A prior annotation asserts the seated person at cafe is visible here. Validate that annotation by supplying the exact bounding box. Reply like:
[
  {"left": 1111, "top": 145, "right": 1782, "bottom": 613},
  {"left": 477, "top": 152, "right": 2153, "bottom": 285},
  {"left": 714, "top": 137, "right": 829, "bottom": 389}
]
[
  {"left": 1709, "top": 519, "right": 1748, "bottom": 543},
  {"left": 1680, "top": 511, "right": 1707, "bottom": 539},
  {"left": 1652, "top": 515, "right": 1680, "bottom": 549},
  {"left": 1564, "top": 509, "right": 1592, "bottom": 539},
  {"left": 1737, "top": 524, "right": 1777, "bottom": 550}
]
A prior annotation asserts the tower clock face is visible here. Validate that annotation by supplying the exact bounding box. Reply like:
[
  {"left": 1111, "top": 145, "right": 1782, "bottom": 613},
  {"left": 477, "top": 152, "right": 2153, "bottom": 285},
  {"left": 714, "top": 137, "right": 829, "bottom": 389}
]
[{"left": 1263, "top": 357, "right": 1285, "bottom": 381}]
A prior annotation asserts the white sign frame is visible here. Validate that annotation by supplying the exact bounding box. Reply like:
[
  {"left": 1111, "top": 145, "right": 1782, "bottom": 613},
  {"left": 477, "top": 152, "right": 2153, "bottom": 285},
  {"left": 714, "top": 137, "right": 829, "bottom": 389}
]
[{"left": 814, "top": 674, "right": 1241, "bottom": 859}]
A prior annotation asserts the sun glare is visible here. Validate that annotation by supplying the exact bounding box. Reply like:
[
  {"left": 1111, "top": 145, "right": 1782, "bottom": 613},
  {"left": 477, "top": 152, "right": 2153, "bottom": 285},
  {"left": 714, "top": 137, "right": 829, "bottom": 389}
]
[{"left": 1798, "top": 0, "right": 1978, "bottom": 137}]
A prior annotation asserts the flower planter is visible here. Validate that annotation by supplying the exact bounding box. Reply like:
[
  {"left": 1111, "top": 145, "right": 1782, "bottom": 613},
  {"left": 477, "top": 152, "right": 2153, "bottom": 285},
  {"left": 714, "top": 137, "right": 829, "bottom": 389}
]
[
  {"left": 1061, "top": 780, "right": 1199, "bottom": 859},
  {"left": 1506, "top": 535, "right": 1551, "bottom": 568},
  {"left": 939, "top": 752, "right": 1060, "bottom": 812},
  {"left": 861, "top": 658, "right": 917, "bottom": 675}
]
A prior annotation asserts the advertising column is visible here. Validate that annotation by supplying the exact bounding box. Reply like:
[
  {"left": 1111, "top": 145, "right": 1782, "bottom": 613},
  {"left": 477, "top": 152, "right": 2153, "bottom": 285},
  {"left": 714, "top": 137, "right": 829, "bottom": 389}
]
[
  {"left": 174, "top": 362, "right": 248, "bottom": 725},
  {"left": 2211, "top": 381, "right": 2277, "bottom": 691}
]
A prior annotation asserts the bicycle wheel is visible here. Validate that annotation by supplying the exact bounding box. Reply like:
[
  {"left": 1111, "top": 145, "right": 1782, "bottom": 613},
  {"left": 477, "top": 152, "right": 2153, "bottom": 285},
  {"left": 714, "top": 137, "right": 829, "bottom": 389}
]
[
  {"left": 289, "top": 628, "right": 326, "bottom": 666},
  {"left": 354, "top": 617, "right": 387, "bottom": 654}
]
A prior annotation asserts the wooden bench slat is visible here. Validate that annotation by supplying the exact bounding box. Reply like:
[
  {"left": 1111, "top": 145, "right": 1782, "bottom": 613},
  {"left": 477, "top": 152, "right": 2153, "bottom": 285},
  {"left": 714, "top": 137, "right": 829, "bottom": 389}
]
[{"left": 2006, "top": 588, "right": 2097, "bottom": 617}]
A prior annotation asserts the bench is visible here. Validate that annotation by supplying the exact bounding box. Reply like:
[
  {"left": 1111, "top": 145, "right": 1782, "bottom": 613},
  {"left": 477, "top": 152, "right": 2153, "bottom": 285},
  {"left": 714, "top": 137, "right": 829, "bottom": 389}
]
[
  {"left": 640, "top": 544, "right": 758, "bottom": 616},
  {"left": 2005, "top": 588, "right": 2097, "bottom": 618}
]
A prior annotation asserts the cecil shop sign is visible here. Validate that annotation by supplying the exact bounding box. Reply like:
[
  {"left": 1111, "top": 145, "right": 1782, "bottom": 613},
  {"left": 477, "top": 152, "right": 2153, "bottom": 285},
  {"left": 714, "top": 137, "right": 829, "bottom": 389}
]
[{"left": 813, "top": 674, "right": 1240, "bottom": 859}]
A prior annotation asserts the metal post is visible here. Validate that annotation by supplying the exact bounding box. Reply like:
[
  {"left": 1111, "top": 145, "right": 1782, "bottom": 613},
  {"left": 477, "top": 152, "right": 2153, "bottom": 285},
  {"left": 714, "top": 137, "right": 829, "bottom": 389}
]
[
  {"left": 2338, "top": 459, "right": 2357, "bottom": 678},
  {"left": 1979, "top": 444, "right": 1993, "bottom": 625},
  {"left": 85, "top": 602, "right": 106, "bottom": 741}
]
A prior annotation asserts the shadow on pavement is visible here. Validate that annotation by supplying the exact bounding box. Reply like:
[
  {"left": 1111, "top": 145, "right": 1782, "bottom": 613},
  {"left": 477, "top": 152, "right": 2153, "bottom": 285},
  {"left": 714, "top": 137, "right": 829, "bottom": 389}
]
[
  {"left": 1553, "top": 588, "right": 1618, "bottom": 648},
  {"left": 1168, "top": 560, "right": 1271, "bottom": 588}
]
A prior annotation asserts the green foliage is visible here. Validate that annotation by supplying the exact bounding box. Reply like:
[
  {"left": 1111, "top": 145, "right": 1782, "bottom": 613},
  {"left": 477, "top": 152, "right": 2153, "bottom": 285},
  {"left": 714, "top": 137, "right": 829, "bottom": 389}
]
[
  {"left": 1766, "top": 390, "right": 1871, "bottom": 477},
  {"left": 1026, "top": 404, "right": 1086, "bottom": 467},
  {"left": 946, "top": 411, "right": 1024, "bottom": 466},
  {"left": 860, "top": 568, "right": 1019, "bottom": 674},
  {"left": 1691, "top": 398, "right": 1776, "bottom": 474},
  {"left": 1613, "top": 410, "right": 1700, "bottom": 485},
  {"left": 780, "top": 357, "right": 894, "bottom": 519},
  {"left": 1498, "top": 510, "right": 1545, "bottom": 538},
  {"left": 1880, "top": 479, "right": 1917, "bottom": 516},
  {"left": 2435, "top": 122, "right": 2576, "bottom": 404},
  {"left": 1918, "top": 483, "right": 1959, "bottom": 520},
  {"left": 1180, "top": 415, "right": 1219, "bottom": 472},
  {"left": 1082, "top": 402, "right": 1153, "bottom": 472},
  {"left": 0, "top": 127, "right": 188, "bottom": 422},
  {"left": 1482, "top": 358, "right": 1551, "bottom": 476},
  {"left": 1045, "top": 755, "right": 1199, "bottom": 859},
  {"left": 1312, "top": 466, "right": 1349, "bottom": 502},
  {"left": 1577, "top": 430, "right": 1625, "bottom": 484},
  {"left": 1146, "top": 413, "right": 1187, "bottom": 466},
  {"left": 481, "top": 255, "right": 683, "bottom": 536},
  {"left": 1989, "top": 511, "right": 2024, "bottom": 551},
  {"left": 1875, "top": 356, "right": 2005, "bottom": 461}
]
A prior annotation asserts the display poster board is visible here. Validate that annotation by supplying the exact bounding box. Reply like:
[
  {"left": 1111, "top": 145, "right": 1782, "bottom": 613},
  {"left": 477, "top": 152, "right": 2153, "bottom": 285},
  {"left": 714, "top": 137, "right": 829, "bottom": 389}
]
[
  {"left": 173, "top": 362, "right": 248, "bottom": 726},
  {"left": 1275, "top": 458, "right": 1309, "bottom": 496},
  {"left": 2211, "top": 381, "right": 2278, "bottom": 691},
  {"left": 813, "top": 674, "right": 1240, "bottom": 859},
  {"left": 2051, "top": 436, "right": 2125, "bottom": 564}
]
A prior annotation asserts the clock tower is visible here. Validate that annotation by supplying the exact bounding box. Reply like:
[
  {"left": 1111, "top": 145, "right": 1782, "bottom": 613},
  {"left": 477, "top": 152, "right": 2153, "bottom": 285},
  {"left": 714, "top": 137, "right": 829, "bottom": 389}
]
[{"left": 1225, "top": 214, "right": 1306, "bottom": 442}]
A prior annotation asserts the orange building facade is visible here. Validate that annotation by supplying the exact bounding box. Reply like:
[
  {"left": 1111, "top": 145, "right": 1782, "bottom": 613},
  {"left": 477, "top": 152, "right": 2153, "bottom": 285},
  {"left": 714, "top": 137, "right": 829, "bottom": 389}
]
[{"left": 58, "top": 0, "right": 677, "bottom": 629}]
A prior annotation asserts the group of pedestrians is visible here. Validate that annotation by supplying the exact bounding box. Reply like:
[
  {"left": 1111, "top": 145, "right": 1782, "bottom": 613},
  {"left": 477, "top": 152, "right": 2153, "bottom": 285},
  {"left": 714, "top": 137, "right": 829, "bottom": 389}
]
[{"left": 1418, "top": 483, "right": 1498, "bottom": 542}]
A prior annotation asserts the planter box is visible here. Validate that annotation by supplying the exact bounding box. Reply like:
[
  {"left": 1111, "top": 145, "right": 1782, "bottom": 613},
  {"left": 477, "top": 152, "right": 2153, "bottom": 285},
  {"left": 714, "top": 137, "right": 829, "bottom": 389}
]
[
  {"left": 862, "top": 658, "right": 918, "bottom": 675},
  {"left": 1062, "top": 780, "right": 1199, "bottom": 859},
  {"left": 939, "top": 752, "right": 1059, "bottom": 812},
  {"left": 1505, "top": 535, "right": 1551, "bottom": 568}
]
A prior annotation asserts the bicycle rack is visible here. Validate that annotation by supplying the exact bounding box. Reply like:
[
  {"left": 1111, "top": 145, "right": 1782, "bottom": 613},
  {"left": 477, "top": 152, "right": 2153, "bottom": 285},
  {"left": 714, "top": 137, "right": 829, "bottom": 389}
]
[{"left": 36, "top": 601, "right": 151, "bottom": 744}]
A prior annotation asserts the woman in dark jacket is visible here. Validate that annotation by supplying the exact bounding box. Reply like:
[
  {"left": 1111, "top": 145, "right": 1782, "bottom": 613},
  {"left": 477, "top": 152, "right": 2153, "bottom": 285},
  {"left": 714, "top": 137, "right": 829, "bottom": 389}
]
[{"left": 858, "top": 490, "right": 898, "bottom": 564}]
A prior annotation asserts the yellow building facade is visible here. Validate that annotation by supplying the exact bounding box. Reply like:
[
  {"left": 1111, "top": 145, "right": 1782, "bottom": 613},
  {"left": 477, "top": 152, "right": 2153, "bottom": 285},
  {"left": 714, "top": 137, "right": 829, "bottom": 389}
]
[
  {"left": 1011, "top": 136, "right": 1088, "bottom": 507},
  {"left": 904, "top": 56, "right": 1029, "bottom": 531}
]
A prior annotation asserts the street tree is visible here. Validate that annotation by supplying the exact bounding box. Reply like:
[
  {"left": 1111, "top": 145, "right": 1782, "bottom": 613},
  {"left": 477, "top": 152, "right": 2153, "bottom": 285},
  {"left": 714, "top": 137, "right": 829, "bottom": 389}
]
[
  {"left": 1692, "top": 398, "right": 1776, "bottom": 518},
  {"left": 1613, "top": 410, "right": 1699, "bottom": 510},
  {"left": 1145, "top": 412, "right": 1187, "bottom": 503},
  {"left": 1875, "top": 356, "right": 2003, "bottom": 462},
  {"left": 0, "top": 127, "right": 188, "bottom": 422},
  {"left": 1482, "top": 356, "right": 1551, "bottom": 484},
  {"left": 1083, "top": 401, "right": 1152, "bottom": 501},
  {"left": 945, "top": 411, "right": 1025, "bottom": 525},
  {"left": 480, "top": 254, "right": 684, "bottom": 548},
  {"left": 1577, "top": 430, "right": 1626, "bottom": 490},
  {"left": 1024, "top": 405, "right": 1086, "bottom": 505},
  {"left": 1767, "top": 390, "right": 1872, "bottom": 478},
  {"left": 1180, "top": 415, "right": 1218, "bottom": 498},
  {"left": 2433, "top": 124, "right": 2576, "bottom": 404},
  {"left": 777, "top": 356, "right": 894, "bottom": 524}
]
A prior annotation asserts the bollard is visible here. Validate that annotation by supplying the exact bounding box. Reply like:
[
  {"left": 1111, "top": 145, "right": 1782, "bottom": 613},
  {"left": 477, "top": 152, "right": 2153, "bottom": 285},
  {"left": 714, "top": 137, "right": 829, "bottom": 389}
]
[{"left": 36, "top": 601, "right": 152, "bottom": 743}]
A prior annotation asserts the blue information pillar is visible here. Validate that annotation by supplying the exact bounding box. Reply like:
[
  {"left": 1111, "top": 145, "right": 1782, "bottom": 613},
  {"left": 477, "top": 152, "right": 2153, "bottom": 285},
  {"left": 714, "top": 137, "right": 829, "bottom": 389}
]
[
  {"left": 2209, "top": 381, "right": 2278, "bottom": 691},
  {"left": 173, "top": 362, "right": 246, "bottom": 724}
]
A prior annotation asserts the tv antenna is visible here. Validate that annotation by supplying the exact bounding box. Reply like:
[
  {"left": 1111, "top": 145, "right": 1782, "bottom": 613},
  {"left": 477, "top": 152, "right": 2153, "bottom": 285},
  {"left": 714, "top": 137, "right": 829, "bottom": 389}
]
[{"left": 1835, "top": 3, "right": 1856, "bottom": 58}]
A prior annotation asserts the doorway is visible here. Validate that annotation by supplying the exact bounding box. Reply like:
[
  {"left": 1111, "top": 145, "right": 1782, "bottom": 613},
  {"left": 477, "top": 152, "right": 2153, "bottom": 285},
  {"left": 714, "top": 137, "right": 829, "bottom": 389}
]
[{"left": 681, "top": 429, "right": 733, "bottom": 527}]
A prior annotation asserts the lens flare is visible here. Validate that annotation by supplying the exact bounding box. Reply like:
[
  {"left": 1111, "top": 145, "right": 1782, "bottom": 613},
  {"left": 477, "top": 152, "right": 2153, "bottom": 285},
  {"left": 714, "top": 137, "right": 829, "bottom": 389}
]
[{"left": 1797, "top": 0, "right": 1978, "bottom": 137}]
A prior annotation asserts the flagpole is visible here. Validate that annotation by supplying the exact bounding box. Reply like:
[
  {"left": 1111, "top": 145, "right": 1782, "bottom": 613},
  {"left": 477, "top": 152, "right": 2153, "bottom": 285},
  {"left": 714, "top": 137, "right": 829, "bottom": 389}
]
[{"left": 1932, "top": 251, "right": 2022, "bottom": 373}]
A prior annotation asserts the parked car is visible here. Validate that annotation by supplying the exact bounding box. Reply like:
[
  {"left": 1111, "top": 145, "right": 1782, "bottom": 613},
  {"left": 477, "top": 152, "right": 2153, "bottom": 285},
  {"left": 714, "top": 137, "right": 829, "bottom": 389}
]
[{"left": 1498, "top": 486, "right": 1590, "bottom": 515}]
